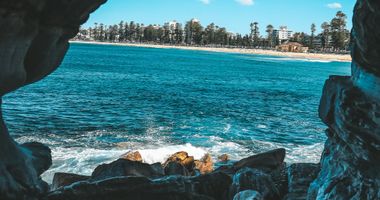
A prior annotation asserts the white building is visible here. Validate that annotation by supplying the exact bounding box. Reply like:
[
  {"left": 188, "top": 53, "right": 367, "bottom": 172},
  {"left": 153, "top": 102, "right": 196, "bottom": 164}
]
[
  {"left": 273, "top": 26, "right": 293, "bottom": 43},
  {"left": 164, "top": 20, "right": 181, "bottom": 32}
]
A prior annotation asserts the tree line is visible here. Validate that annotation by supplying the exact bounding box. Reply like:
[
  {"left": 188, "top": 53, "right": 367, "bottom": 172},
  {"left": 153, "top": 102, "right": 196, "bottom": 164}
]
[{"left": 76, "top": 11, "right": 350, "bottom": 51}]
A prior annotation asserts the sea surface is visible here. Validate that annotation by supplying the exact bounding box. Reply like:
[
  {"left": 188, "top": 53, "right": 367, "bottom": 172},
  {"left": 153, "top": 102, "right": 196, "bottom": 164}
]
[{"left": 2, "top": 43, "right": 350, "bottom": 183}]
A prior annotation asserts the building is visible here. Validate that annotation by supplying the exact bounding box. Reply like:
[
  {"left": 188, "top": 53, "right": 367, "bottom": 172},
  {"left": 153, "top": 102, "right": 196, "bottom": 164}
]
[
  {"left": 277, "top": 42, "right": 309, "bottom": 53},
  {"left": 272, "top": 26, "right": 293, "bottom": 44}
]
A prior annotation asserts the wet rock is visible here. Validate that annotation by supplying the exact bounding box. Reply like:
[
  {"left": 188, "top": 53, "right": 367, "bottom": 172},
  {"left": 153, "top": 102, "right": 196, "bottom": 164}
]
[
  {"left": 164, "top": 151, "right": 195, "bottom": 172},
  {"left": 269, "top": 162, "right": 288, "bottom": 199},
  {"left": 284, "top": 163, "right": 319, "bottom": 200},
  {"left": 20, "top": 142, "right": 52, "bottom": 176},
  {"left": 230, "top": 168, "right": 280, "bottom": 200},
  {"left": 218, "top": 154, "right": 230, "bottom": 162},
  {"left": 51, "top": 173, "right": 90, "bottom": 190},
  {"left": 47, "top": 172, "right": 231, "bottom": 200},
  {"left": 233, "top": 190, "right": 263, "bottom": 200},
  {"left": 91, "top": 159, "right": 164, "bottom": 181},
  {"left": 151, "top": 162, "right": 165, "bottom": 175},
  {"left": 194, "top": 154, "right": 214, "bottom": 174},
  {"left": 164, "top": 162, "right": 190, "bottom": 176},
  {"left": 307, "top": 1, "right": 380, "bottom": 198},
  {"left": 0, "top": 0, "right": 106, "bottom": 199},
  {"left": 233, "top": 148, "right": 286, "bottom": 172},
  {"left": 121, "top": 151, "right": 143, "bottom": 162}
]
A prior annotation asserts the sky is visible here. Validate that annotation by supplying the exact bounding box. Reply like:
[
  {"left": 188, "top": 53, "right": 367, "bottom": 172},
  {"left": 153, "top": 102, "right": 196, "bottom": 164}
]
[{"left": 84, "top": 0, "right": 356, "bottom": 35}]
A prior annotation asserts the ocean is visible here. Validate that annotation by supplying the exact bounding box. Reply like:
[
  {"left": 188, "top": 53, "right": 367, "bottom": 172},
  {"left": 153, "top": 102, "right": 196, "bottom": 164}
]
[{"left": 2, "top": 43, "right": 351, "bottom": 183}]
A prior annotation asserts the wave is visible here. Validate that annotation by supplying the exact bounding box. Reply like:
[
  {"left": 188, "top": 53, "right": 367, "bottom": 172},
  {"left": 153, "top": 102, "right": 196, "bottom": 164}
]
[{"left": 40, "top": 138, "right": 324, "bottom": 183}]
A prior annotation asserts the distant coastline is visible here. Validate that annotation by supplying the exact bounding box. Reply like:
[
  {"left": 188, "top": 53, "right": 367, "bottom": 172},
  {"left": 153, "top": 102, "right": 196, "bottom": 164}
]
[{"left": 70, "top": 40, "right": 352, "bottom": 62}]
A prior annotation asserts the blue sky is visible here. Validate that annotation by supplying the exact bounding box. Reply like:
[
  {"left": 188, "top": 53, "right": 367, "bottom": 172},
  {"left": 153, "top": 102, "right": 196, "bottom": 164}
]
[{"left": 84, "top": 0, "right": 356, "bottom": 35}]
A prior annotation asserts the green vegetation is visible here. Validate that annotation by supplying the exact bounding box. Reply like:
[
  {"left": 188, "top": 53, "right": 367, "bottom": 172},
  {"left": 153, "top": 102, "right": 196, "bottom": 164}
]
[{"left": 77, "top": 11, "right": 350, "bottom": 52}]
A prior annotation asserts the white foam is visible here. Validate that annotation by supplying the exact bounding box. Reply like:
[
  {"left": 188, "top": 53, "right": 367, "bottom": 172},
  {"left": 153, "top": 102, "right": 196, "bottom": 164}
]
[
  {"left": 138, "top": 143, "right": 208, "bottom": 164},
  {"left": 41, "top": 143, "right": 209, "bottom": 184}
]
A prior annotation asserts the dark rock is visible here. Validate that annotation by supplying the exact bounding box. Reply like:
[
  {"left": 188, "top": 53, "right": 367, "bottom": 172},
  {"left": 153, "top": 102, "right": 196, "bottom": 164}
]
[
  {"left": 0, "top": 0, "right": 105, "bottom": 199},
  {"left": 284, "top": 163, "right": 319, "bottom": 200},
  {"left": 164, "top": 161, "right": 190, "bottom": 176},
  {"left": 194, "top": 154, "right": 214, "bottom": 174},
  {"left": 308, "top": 1, "right": 380, "bottom": 198},
  {"left": 91, "top": 159, "right": 164, "bottom": 181},
  {"left": 233, "top": 148, "right": 286, "bottom": 172},
  {"left": 269, "top": 162, "right": 288, "bottom": 199},
  {"left": 51, "top": 173, "right": 90, "bottom": 190},
  {"left": 47, "top": 172, "right": 231, "bottom": 200},
  {"left": 120, "top": 151, "right": 143, "bottom": 162},
  {"left": 151, "top": 162, "right": 165, "bottom": 175},
  {"left": 191, "top": 172, "right": 232, "bottom": 200},
  {"left": 233, "top": 190, "right": 263, "bottom": 200},
  {"left": 230, "top": 168, "right": 280, "bottom": 200},
  {"left": 20, "top": 142, "right": 52, "bottom": 176}
]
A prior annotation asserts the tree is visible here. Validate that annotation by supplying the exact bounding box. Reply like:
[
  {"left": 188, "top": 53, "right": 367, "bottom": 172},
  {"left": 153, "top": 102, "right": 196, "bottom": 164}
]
[
  {"left": 129, "top": 21, "right": 136, "bottom": 41},
  {"left": 174, "top": 23, "right": 183, "bottom": 44},
  {"left": 250, "top": 22, "right": 260, "bottom": 47},
  {"left": 330, "top": 11, "right": 348, "bottom": 50},
  {"left": 204, "top": 23, "right": 216, "bottom": 45},
  {"left": 321, "top": 22, "right": 331, "bottom": 49},
  {"left": 118, "top": 21, "right": 125, "bottom": 42},
  {"left": 184, "top": 19, "right": 203, "bottom": 45},
  {"left": 266, "top": 24, "right": 274, "bottom": 48},
  {"left": 310, "top": 23, "right": 316, "bottom": 49}
]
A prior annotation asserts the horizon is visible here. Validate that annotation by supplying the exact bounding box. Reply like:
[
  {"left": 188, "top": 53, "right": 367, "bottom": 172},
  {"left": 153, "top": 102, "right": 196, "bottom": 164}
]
[{"left": 84, "top": 0, "right": 355, "bottom": 35}]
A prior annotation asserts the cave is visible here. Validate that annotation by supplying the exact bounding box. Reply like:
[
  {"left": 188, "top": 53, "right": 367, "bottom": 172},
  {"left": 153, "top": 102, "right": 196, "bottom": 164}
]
[{"left": 0, "top": 0, "right": 379, "bottom": 199}]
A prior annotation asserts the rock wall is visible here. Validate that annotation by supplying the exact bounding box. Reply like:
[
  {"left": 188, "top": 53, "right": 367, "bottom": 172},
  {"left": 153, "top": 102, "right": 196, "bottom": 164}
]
[
  {"left": 0, "top": 0, "right": 106, "bottom": 199},
  {"left": 308, "top": 0, "right": 380, "bottom": 199}
]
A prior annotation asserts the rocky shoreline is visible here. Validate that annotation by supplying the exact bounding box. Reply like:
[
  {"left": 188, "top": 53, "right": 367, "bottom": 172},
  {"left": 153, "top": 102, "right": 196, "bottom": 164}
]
[{"left": 46, "top": 148, "right": 319, "bottom": 200}]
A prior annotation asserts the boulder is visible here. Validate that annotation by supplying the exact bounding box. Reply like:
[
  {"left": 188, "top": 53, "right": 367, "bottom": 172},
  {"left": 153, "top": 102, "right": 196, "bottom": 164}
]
[
  {"left": 218, "top": 154, "right": 230, "bottom": 162},
  {"left": 121, "top": 151, "right": 143, "bottom": 162},
  {"left": 47, "top": 172, "right": 231, "bottom": 200},
  {"left": 233, "top": 190, "right": 263, "bottom": 200},
  {"left": 151, "top": 162, "right": 165, "bottom": 175},
  {"left": 164, "top": 151, "right": 195, "bottom": 172},
  {"left": 233, "top": 149, "right": 286, "bottom": 172},
  {"left": 20, "top": 142, "right": 52, "bottom": 176},
  {"left": 284, "top": 163, "right": 319, "bottom": 200},
  {"left": 230, "top": 168, "right": 280, "bottom": 200},
  {"left": 91, "top": 159, "right": 164, "bottom": 181},
  {"left": 269, "top": 162, "right": 288, "bottom": 199},
  {"left": 194, "top": 154, "right": 214, "bottom": 174},
  {"left": 51, "top": 173, "right": 90, "bottom": 190},
  {"left": 164, "top": 162, "right": 190, "bottom": 176}
]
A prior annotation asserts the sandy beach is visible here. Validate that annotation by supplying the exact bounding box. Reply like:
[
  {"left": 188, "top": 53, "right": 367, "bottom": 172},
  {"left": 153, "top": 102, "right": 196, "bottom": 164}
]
[{"left": 70, "top": 40, "right": 352, "bottom": 62}]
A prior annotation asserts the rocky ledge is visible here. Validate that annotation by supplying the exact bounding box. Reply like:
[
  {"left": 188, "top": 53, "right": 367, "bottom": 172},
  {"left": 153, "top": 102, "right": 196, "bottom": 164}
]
[{"left": 47, "top": 148, "right": 321, "bottom": 200}]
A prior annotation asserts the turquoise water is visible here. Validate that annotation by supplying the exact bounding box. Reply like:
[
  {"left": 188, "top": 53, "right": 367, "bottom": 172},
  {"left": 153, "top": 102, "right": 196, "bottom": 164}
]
[{"left": 2, "top": 43, "right": 350, "bottom": 182}]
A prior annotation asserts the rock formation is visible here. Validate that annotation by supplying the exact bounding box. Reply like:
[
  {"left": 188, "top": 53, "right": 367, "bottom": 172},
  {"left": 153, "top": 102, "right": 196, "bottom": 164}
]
[
  {"left": 307, "top": 0, "right": 380, "bottom": 199},
  {"left": 0, "top": 0, "right": 106, "bottom": 199}
]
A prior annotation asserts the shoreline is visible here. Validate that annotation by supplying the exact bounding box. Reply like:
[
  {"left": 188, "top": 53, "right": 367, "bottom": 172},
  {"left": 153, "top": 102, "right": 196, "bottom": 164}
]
[{"left": 70, "top": 40, "right": 352, "bottom": 62}]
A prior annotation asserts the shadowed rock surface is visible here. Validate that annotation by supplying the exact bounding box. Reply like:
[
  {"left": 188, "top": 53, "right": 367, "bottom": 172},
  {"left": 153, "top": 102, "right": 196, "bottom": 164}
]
[
  {"left": 285, "top": 163, "right": 319, "bottom": 200},
  {"left": 47, "top": 172, "right": 231, "bottom": 200},
  {"left": 0, "top": 0, "right": 106, "bottom": 199},
  {"left": 230, "top": 168, "right": 280, "bottom": 200},
  {"left": 307, "top": 0, "right": 380, "bottom": 199}
]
